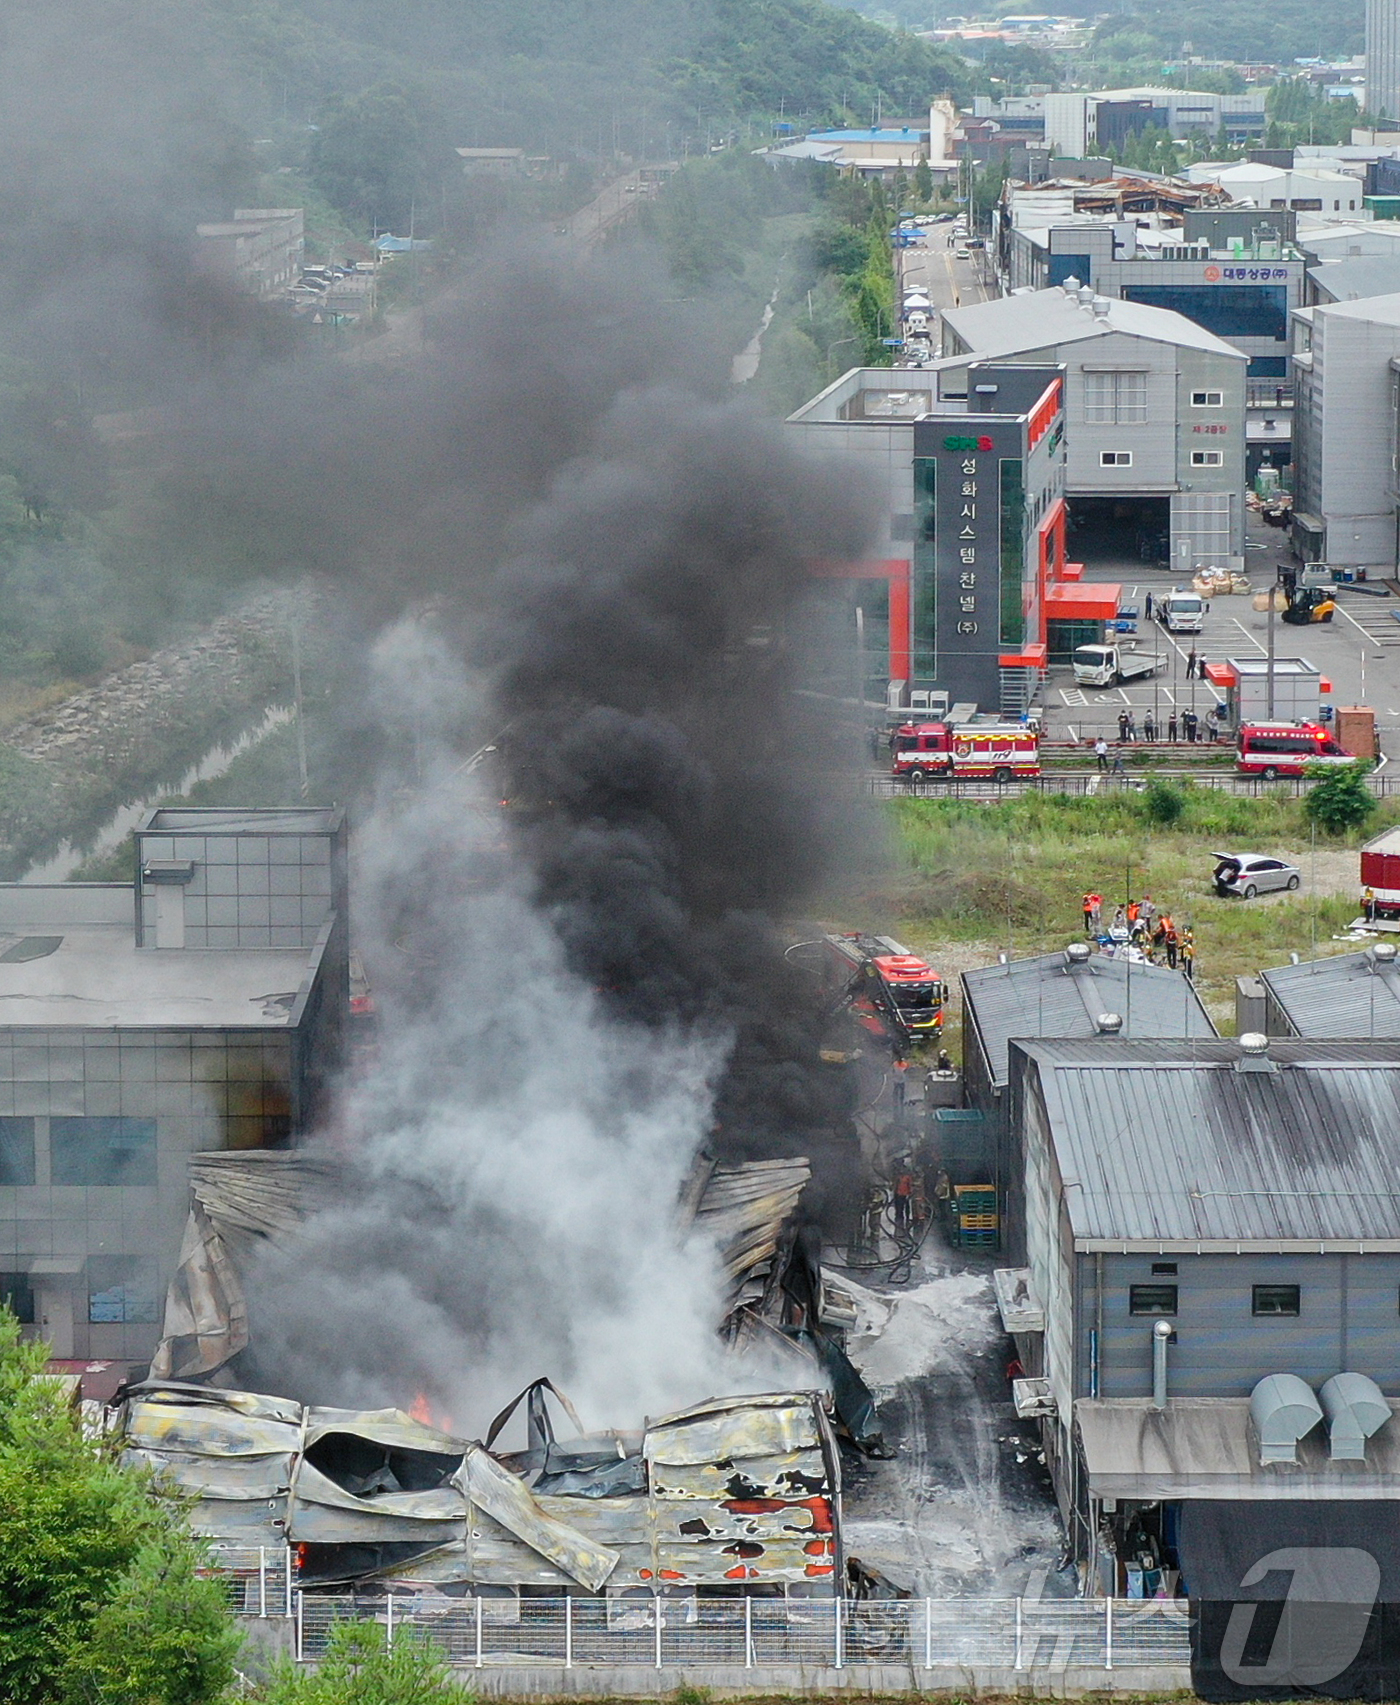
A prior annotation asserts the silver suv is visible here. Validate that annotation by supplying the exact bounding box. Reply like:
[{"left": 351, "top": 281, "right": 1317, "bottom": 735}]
[{"left": 1213, "top": 853, "right": 1302, "bottom": 899}]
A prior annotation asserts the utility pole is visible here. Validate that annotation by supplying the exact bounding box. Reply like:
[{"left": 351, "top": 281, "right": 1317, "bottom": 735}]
[{"left": 1266, "top": 564, "right": 1276, "bottom": 719}]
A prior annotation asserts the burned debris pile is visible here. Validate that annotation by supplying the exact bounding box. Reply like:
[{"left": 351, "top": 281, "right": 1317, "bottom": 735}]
[{"left": 115, "top": 1381, "right": 843, "bottom": 1603}]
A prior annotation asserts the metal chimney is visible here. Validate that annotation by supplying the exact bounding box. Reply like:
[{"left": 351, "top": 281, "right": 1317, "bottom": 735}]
[
  {"left": 1095, "top": 1012, "right": 1123, "bottom": 1034},
  {"left": 1249, "top": 1373, "right": 1324, "bottom": 1465},
  {"left": 1320, "top": 1372, "right": 1392, "bottom": 1461},
  {"left": 1237, "top": 1033, "right": 1276, "bottom": 1073},
  {"left": 1151, "top": 1319, "right": 1173, "bottom": 1410},
  {"left": 1065, "top": 942, "right": 1092, "bottom": 966}
]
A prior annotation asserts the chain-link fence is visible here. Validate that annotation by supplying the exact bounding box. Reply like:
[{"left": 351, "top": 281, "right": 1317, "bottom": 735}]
[{"left": 290, "top": 1592, "right": 1191, "bottom": 1671}]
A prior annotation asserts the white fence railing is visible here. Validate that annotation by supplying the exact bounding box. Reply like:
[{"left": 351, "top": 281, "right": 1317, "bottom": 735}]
[
  {"left": 289, "top": 1592, "right": 1191, "bottom": 1670},
  {"left": 201, "top": 1546, "right": 293, "bottom": 1619}
]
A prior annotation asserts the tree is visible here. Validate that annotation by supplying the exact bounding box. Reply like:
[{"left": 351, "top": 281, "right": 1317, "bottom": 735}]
[
  {"left": 309, "top": 83, "right": 455, "bottom": 236},
  {"left": 914, "top": 155, "right": 933, "bottom": 203},
  {"left": 1304, "top": 761, "right": 1375, "bottom": 835},
  {"left": 0, "top": 1307, "right": 238, "bottom": 1705},
  {"left": 257, "top": 1619, "right": 460, "bottom": 1705}
]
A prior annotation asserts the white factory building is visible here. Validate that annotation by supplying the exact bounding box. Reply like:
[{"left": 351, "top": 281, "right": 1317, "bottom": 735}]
[
  {"left": 1291, "top": 291, "right": 1400, "bottom": 569},
  {"left": 928, "top": 285, "right": 1246, "bottom": 568}
]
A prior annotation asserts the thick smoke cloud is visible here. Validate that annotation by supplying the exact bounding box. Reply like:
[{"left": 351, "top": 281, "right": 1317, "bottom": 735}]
[
  {"left": 0, "top": 0, "right": 885, "bottom": 1426},
  {"left": 237, "top": 251, "right": 881, "bottom": 1429}
]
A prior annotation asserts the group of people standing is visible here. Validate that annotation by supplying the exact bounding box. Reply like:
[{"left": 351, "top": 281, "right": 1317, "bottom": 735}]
[
  {"left": 1113, "top": 706, "right": 1218, "bottom": 744},
  {"left": 1081, "top": 891, "right": 1196, "bottom": 977}
]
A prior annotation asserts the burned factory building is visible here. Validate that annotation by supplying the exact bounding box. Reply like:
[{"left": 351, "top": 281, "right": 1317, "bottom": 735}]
[{"left": 0, "top": 807, "right": 347, "bottom": 1371}]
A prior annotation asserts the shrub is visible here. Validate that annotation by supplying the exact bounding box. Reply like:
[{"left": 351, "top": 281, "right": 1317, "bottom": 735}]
[
  {"left": 1303, "top": 761, "right": 1375, "bottom": 835},
  {"left": 1142, "top": 779, "right": 1186, "bottom": 826}
]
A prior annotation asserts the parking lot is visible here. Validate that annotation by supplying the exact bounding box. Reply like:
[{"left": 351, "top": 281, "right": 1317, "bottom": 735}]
[{"left": 1040, "top": 512, "right": 1400, "bottom": 757}]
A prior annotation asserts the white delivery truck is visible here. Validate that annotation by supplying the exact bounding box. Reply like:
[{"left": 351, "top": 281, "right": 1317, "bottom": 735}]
[
  {"left": 1157, "top": 589, "right": 1205, "bottom": 633},
  {"left": 1072, "top": 643, "right": 1166, "bottom": 689}
]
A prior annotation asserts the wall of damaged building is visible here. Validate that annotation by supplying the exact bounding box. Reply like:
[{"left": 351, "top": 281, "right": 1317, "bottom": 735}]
[{"left": 0, "top": 1025, "right": 297, "bottom": 1362}]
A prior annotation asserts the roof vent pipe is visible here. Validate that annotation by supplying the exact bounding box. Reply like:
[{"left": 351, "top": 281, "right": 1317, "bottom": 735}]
[
  {"left": 1065, "top": 942, "right": 1092, "bottom": 965},
  {"left": 1237, "top": 1032, "right": 1277, "bottom": 1073},
  {"left": 1078, "top": 284, "right": 1095, "bottom": 306},
  {"left": 1319, "top": 1372, "right": 1392, "bottom": 1461},
  {"left": 1096, "top": 1012, "right": 1123, "bottom": 1034},
  {"left": 1249, "top": 1373, "right": 1324, "bottom": 1465},
  {"left": 1371, "top": 942, "right": 1398, "bottom": 968},
  {"left": 1151, "top": 1319, "right": 1172, "bottom": 1410},
  {"left": 1062, "top": 275, "right": 1081, "bottom": 293},
  {"left": 1091, "top": 296, "right": 1112, "bottom": 318}
]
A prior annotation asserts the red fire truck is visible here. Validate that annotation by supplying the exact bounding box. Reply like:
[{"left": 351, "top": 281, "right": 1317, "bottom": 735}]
[
  {"left": 891, "top": 722, "right": 1040, "bottom": 784},
  {"left": 823, "top": 933, "right": 947, "bottom": 1042},
  {"left": 1361, "top": 827, "right": 1400, "bottom": 919}
]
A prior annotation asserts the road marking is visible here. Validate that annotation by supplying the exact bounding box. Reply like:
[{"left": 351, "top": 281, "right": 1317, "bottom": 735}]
[
  {"left": 1161, "top": 686, "right": 1176, "bottom": 704},
  {"left": 1336, "top": 601, "right": 1400, "bottom": 647},
  {"left": 1230, "top": 616, "right": 1268, "bottom": 656},
  {"left": 1060, "top": 688, "right": 1086, "bottom": 706}
]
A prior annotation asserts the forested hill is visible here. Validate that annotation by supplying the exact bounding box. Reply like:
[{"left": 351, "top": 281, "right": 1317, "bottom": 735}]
[
  {"left": 829, "top": 0, "right": 1362, "bottom": 69},
  {"left": 213, "top": 0, "right": 971, "bottom": 148}
]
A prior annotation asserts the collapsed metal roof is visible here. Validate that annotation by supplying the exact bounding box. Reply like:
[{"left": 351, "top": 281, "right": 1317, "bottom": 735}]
[{"left": 116, "top": 1382, "right": 841, "bottom": 1594}]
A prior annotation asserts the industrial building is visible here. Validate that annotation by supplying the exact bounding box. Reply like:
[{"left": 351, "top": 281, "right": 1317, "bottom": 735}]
[
  {"left": 0, "top": 807, "right": 347, "bottom": 1371},
  {"left": 999, "top": 1032, "right": 1400, "bottom": 1686},
  {"left": 787, "top": 362, "right": 1066, "bottom": 714},
  {"left": 960, "top": 945, "right": 1216, "bottom": 1250},
  {"left": 1041, "top": 88, "right": 1267, "bottom": 158},
  {"left": 1370, "top": 0, "right": 1400, "bottom": 121},
  {"left": 1291, "top": 291, "right": 1400, "bottom": 568},
  {"left": 1258, "top": 942, "right": 1400, "bottom": 1038},
  {"left": 935, "top": 286, "right": 1247, "bottom": 570},
  {"left": 194, "top": 209, "right": 305, "bottom": 300}
]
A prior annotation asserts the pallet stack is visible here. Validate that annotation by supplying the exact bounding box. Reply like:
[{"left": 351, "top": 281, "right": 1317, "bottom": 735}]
[{"left": 952, "top": 1184, "right": 999, "bottom": 1250}]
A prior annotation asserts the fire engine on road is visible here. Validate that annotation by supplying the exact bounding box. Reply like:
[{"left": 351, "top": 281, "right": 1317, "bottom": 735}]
[{"left": 891, "top": 721, "right": 1040, "bottom": 783}]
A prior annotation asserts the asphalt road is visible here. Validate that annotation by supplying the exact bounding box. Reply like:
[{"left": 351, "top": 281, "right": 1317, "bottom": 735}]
[
  {"left": 1043, "top": 511, "right": 1400, "bottom": 755},
  {"left": 897, "top": 220, "right": 994, "bottom": 320}
]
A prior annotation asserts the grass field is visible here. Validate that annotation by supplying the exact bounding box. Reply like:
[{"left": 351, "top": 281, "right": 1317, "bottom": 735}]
[{"left": 841, "top": 787, "right": 1400, "bottom": 1036}]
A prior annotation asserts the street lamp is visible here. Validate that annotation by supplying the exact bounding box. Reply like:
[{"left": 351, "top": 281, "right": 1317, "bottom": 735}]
[{"left": 827, "top": 334, "right": 859, "bottom": 378}]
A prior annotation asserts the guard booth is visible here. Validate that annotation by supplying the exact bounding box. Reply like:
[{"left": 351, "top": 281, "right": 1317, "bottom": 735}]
[{"left": 1204, "top": 657, "right": 1330, "bottom": 731}]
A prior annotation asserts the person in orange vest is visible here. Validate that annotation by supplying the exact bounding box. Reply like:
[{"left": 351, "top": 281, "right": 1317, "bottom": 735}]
[
  {"left": 1083, "top": 892, "right": 1095, "bottom": 933},
  {"left": 1163, "top": 916, "right": 1179, "bottom": 969},
  {"left": 1126, "top": 899, "right": 1141, "bottom": 927}
]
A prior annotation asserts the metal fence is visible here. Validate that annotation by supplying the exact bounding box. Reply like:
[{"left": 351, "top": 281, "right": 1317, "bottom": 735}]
[
  {"left": 867, "top": 770, "right": 1400, "bottom": 801},
  {"left": 291, "top": 1592, "right": 1191, "bottom": 1671},
  {"left": 201, "top": 1546, "right": 293, "bottom": 1619}
]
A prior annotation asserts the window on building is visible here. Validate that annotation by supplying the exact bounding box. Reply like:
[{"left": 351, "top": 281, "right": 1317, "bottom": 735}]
[
  {"left": 51, "top": 1118, "right": 157, "bottom": 1187},
  {"left": 0, "top": 1118, "right": 35, "bottom": 1186},
  {"left": 1152, "top": 1262, "right": 1178, "bottom": 1275},
  {"left": 1084, "top": 371, "right": 1148, "bottom": 424},
  {"left": 0, "top": 1273, "right": 34, "bottom": 1324},
  {"left": 87, "top": 1257, "right": 159, "bottom": 1324},
  {"left": 1191, "top": 390, "right": 1223, "bottom": 407},
  {"left": 1123, "top": 283, "right": 1289, "bottom": 343},
  {"left": 1252, "top": 1283, "right": 1300, "bottom": 1317},
  {"left": 1101, "top": 450, "right": 1133, "bottom": 466},
  {"left": 1130, "top": 1284, "right": 1178, "bottom": 1315},
  {"left": 1191, "top": 450, "right": 1224, "bottom": 467}
]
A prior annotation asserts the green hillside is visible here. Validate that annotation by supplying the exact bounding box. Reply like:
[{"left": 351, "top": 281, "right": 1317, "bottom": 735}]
[
  {"left": 830, "top": 0, "right": 1363, "bottom": 70},
  {"left": 215, "top": 0, "right": 972, "bottom": 152}
]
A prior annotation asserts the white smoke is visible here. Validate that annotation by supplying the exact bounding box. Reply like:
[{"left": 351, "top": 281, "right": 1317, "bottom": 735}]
[{"left": 247, "top": 622, "right": 789, "bottom": 1436}]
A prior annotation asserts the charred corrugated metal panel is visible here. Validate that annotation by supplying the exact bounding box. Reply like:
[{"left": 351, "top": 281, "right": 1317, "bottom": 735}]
[
  {"left": 458, "top": 1445, "right": 619, "bottom": 1591},
  {"left": 286, "top": 1460, "right": 465, "bottom": 1544},
  {"left": 653, "top": 1536, "right": 836, "bottom": 1583},
  {"left": 534, "top": 1494, "right": 650, "bottom": 1547},
  {"left": 648, "top": 1450, "right": 830, "bottom": 1502},
  {"left": 657, "top": 1496, "right": 832, "bottom": 1542},
  {"left": 645, "top": 1397, "right": 821, "bottom": 1466},
  {"left": 122, "top": 1446, "right": 294, "bottom": 1500},
  {"left": 185, "top": 1498, "right": 287, "bottom": 1548}
]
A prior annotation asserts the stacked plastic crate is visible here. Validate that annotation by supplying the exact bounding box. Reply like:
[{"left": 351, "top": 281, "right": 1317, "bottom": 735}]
[{"left": 952, "top": 1184, "right": 999, "bottom": 1250}]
